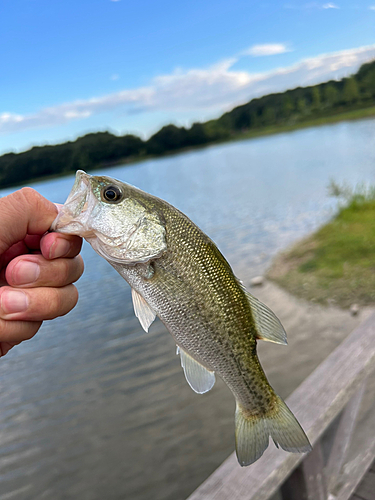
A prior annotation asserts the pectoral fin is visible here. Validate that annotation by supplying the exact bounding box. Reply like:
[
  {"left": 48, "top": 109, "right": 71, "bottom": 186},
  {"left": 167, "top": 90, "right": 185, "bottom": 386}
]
[
  {"left": 177, "top": 346, "right": 215, "bottom": 394},
  {"left": 239, "top": 282, "right": 287, "bottom": 345},
  {"left": 131, "top": 288, "right": 156, "bottom": 332}
]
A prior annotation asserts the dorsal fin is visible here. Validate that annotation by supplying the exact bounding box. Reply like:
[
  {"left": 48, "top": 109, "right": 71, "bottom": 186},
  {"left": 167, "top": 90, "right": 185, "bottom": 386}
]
[
  {"left": 238, "top": 281, "right": 287, "bottom": 345},
  {"left": 131, "top": 288, "right": 156, "bottom": 332},
  {"left": 176, "top": 346, "right": 215, "bottom": 394}
]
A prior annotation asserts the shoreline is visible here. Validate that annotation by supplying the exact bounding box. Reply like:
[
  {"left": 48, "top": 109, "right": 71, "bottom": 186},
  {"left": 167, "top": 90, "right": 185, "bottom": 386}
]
[
  {"left": 266, "top": 192, "right": 375, "bottom": 309},
  {"left": 10, "top": 105, "right": 375, "bottom": 191}
]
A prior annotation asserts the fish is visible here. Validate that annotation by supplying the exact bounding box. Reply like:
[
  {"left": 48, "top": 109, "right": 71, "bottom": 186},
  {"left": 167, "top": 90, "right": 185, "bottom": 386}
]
[{"left": 51, "top": 170, "right": 312, "bottom": 466}]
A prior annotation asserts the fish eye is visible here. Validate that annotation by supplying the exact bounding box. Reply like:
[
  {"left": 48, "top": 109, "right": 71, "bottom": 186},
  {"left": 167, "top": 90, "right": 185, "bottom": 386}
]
[{"left": 101, "top": 185, "right": 123, "bottom": 203}]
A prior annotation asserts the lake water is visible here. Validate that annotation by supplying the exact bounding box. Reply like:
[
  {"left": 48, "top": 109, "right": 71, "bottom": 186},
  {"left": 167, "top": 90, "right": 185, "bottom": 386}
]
[{"left": 0, "top": 119, "right": 374, "bottom": 500}]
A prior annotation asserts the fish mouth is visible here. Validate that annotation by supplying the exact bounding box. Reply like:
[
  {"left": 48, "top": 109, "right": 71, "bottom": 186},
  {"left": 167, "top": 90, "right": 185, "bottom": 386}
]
[{"left": 51, "top": 170, "right": 96, "bottom": 237}]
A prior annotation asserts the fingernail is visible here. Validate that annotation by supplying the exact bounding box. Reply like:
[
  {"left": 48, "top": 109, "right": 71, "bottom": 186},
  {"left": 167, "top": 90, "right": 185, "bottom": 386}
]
[
  {"left": 1, "top": 290, "right": 29, "bottom": 314},
  {"left": 50, "top": 238, "right": 72, "bottom": 259},
  {"left": 13, "top": 261, "right": 40, "bottom": 285}
]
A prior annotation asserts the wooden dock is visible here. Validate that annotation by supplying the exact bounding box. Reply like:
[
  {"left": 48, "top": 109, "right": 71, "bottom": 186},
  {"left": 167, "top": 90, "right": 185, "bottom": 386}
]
[
  {"left": 187, "top": 312, "right": 375, "bottom": 500},
  {"left": 350, "top": 460, "right": 375, "bottom": 500}
]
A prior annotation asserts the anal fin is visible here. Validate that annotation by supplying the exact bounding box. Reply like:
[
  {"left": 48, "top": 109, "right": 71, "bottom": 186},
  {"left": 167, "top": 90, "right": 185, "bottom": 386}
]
[
  {"left": 177, "top": 346, "right": 215, "bottom": 394},
  {"left": 131, "top": 288, "right": 156, "bottom": 332}
]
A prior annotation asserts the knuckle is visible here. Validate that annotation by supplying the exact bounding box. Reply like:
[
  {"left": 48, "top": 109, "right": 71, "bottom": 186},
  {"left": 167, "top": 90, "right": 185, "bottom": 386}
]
[
  {"left": 16, "top": 187, "right": 40, "bottom": 208},
  {"left": 73, "top": 256, "right": 85, "bottom": 281},
  {"left": 4, "top": 188, "right": 51, "bottom": 220},
  {"left": 23, "top": 322, "right": 42, "bottom": 340},
  {"left": 70, "top": 286, "right": 79, "bottom": 309},
  {"left": 19, "top": 187, "right": 38, "bottom": 199},
  {"left": 53, "top": 285, "right": 78, "bottom": 317},
  {"left": 18, "top": 187, "right": 53, "bottom": 215},
  {"left": 61, "top": 259, "right": 72, "bottom": 282},
  {"left": 49, "top": 288, "right": 63, "bottom": 315},
  {"left": 67, "top": 285, "right": 79, "bottom": 309},
  {"left": 59, "top": 258, "right": 82, "bottom": 284}
]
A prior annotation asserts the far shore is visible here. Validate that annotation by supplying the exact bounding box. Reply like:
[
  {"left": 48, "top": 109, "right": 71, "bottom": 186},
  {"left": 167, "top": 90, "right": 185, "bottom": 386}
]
[{"left": 6, "top": 105, "right": 375, "bottom": 191}]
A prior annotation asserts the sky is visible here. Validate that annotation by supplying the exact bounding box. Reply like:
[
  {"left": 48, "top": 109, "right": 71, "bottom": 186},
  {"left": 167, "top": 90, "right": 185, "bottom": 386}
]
[{"left": 0, "top": 0, "right": 374, "bottom": 155}]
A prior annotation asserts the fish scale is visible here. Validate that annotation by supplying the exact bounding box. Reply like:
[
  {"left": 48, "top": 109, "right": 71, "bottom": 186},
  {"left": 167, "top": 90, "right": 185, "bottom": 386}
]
[{"left": 52, "top": 170, "right": 312, "bottom": 466}]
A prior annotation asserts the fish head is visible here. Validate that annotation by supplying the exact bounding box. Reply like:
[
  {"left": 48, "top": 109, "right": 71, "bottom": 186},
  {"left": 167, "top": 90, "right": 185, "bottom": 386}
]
[{"left": 51, "top": 170, "right": 167, "bottom": 264}]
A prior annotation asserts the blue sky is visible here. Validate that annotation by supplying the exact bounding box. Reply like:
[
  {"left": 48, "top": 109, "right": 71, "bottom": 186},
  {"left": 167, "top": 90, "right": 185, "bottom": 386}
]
[{"left": 1, "top": 0, "right": 374, "bottom": 155}]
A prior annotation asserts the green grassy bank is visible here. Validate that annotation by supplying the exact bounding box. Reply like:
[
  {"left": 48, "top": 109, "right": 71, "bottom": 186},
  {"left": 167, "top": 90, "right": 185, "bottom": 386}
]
[{"left": 267, "top": 187, "right": 375, "bottom": 308}]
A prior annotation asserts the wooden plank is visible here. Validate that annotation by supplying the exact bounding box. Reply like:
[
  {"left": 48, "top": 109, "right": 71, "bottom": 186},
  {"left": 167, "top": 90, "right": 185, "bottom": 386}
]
[
  {"left": 187, "top": 312, "right": 375, "bottom": 500},
  {"left": 326, "top": 380, "right": 367, "bottom": 491},
  {"left": 301, "top": 441, "right": 327, "bottom": 500},
  {"left": 280, "top": 466, "right": 308, "bottom": 500},
  {"left": 335, "top": 442, "right": 375, "bottom": 500},
  {"left": 354, "top": 470, "right": 375, "bottom": 500},
  {"left": 268, "top": 491, "right": 282, "bottom": 500}
]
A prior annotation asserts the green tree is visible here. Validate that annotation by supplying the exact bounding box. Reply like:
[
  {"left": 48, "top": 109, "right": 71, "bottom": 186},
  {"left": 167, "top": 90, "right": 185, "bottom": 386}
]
[
  {"left": 355, "top": 60, "right": 375, "bottom": 98},
  {"left": 185, "top": 123, "right": 209, "bottom": 146},
  {"left": 297, "top": 98, "right": 307, "bottom": 114},
  {"left": 323, "top": 84, "right": 339, "bottom": 107},
  {"left": 146, "top": 125, "right": 189, "bottom": 155},
  {"left": 281, "top": 96, "right": 294, "bottom": 119},
  {"left": 362, "top": 71, "right": 375, "bottom": 98},
  {"left": 311, "top": 87, "right": 321, "bottom": 111},
  {"left": 250, "top": 110, "right": 259, "bottom": 128},
  {"left": 262, "top": 106, "right": 276, "bottom": 126},
  {"left": 342, "top": 78, "right": 359, "bottom": 104},
  {"left": 203, "top": 120, "right": 230, "bottom": 141}
]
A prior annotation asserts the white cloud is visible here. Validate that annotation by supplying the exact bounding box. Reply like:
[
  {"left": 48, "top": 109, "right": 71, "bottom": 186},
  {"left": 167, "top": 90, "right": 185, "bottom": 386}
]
[
  {"left": 1, "top": 45, "right": 375, "bottom": 136},
  {"left": 111, "top": 74, "right": 120, "bottom": 81},
  {"left": 0, "top": 88, "right": 154, "bottom": 134},
  {"left": 369, "top": 5, "right": 375, "bottom": 9},
  {"left": 244, "top": 44, "right": 291, "bottom": 57},
  {"left": 322, "top": 3, "right": 339, "bottom": 8}
]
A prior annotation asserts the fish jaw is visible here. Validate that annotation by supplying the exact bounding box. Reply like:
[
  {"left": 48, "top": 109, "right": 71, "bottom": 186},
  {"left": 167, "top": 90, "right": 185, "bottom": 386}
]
[{"left": 51, "top": 170, "right": 97, "bottom": 238}]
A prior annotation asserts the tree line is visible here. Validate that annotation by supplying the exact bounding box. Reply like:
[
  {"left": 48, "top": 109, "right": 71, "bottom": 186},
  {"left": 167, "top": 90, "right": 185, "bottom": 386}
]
[{"left": 1, "top": 59, "right": 374, "bottom": 188}]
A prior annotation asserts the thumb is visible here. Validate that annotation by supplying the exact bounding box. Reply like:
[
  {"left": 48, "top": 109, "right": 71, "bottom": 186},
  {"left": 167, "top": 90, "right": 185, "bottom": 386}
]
[{"left": 0, "top": 188, "right": 58, "bottom": 254}]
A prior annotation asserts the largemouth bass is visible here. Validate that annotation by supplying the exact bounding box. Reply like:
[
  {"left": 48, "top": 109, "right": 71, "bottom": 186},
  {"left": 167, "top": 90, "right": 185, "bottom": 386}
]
[{"left": 52, "top": 170, "right": 311, "bottom": 466}]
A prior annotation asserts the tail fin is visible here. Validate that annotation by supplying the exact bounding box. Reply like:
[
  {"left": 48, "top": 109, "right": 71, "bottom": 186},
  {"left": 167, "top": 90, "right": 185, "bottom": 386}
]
[{"left": 235, "top": 396, "right": 312, "bottom": 466}]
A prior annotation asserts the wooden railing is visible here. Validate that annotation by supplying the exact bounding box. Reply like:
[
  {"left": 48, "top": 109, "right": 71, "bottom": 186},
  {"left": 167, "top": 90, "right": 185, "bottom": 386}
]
[{"left": 187, "top": 312, "right": 375, "bottom": 500}]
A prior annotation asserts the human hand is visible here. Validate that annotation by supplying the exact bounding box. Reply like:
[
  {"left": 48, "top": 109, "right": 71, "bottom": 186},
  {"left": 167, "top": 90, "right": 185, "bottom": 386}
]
[{"left": 0, "top": 187, "right": 84, "bottom": 356}]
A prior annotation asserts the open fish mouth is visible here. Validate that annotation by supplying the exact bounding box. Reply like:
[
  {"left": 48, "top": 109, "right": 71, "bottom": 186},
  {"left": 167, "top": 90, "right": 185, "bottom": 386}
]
[{"left": 51, "top": 171, "right": 97, "bottom": 237}]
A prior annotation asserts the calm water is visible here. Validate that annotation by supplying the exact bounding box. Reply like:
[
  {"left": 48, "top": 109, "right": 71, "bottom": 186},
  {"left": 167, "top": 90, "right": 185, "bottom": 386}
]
[{"left": 0, "top": 119, "right": 374, "bottom": 500}]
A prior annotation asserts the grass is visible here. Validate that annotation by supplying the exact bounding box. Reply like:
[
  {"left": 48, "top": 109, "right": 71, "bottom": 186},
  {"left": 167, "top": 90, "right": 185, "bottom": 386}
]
[{"left": 267, "top": 184, "right": 375, "bottom": 308}]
